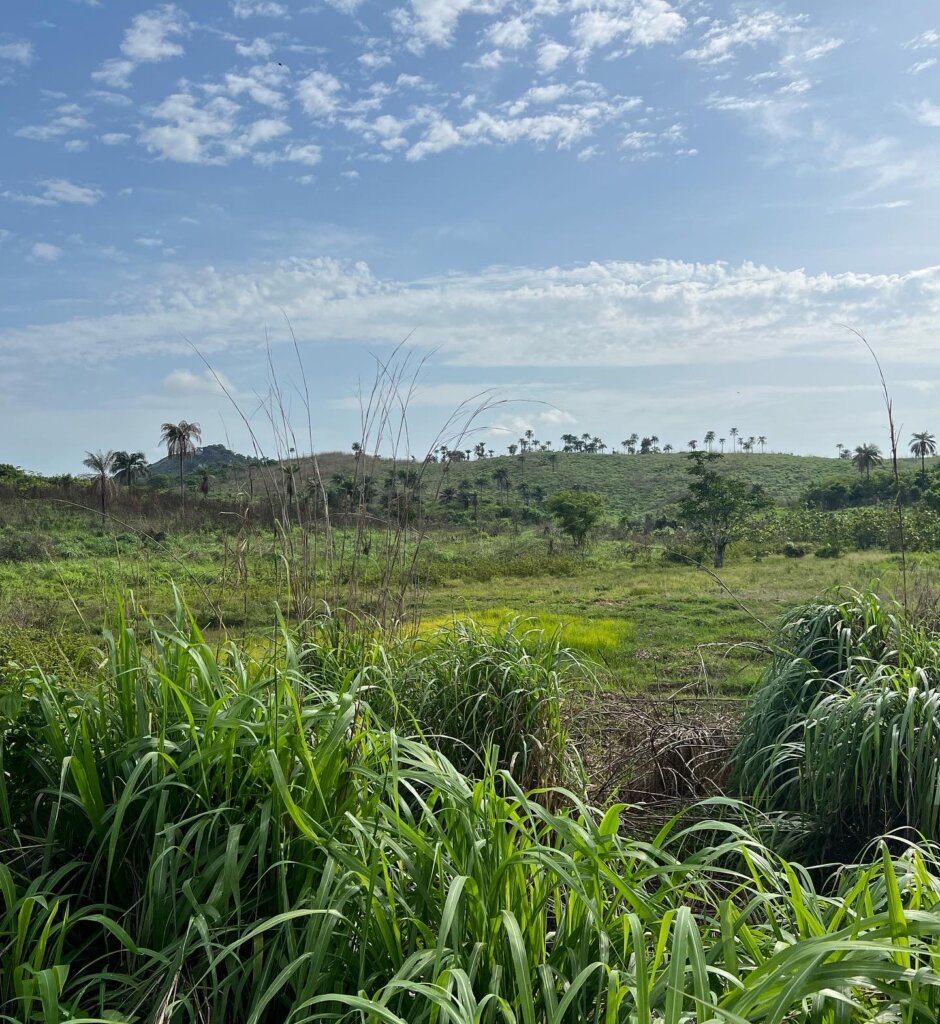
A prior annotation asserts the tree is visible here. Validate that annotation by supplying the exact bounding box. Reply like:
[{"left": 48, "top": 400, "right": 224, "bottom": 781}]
[
  {"left": 688, "top": 440, "right": 698, "bottom": 451},
  {"left": 719, "top": 437, "right": 726, "bottom": 453},
  {"left": 758, "top": 435, "right": 767, "bottom": 453},
  {"left": 704, "top": 430, "right": 716, "bottom": 452},
  {"left": 663, "top": 443, "right": 674, "bottom": 453},
  {"left": 160, "top": 421, "right": 202, "bottom": 503},
  {"left": 910, "top": 431, "right": 936, "bottom": 480},
  {"left": 729, "top": 427, "right": 739, "bottom": 453},
  {"left": 677, "top": 452, "right": 769, "bottom": 568},
  {"left": 851, "top": 443, "right": 883, "bottom": 482},
  {"left": 111, "top": 451, "right": 148, "bottom": 489},
  {"left": 545, "top": 490, "right": 605, "bottom": 547},
  {"left": 83, "top": 450, "right": 116, "bottom": 523}
]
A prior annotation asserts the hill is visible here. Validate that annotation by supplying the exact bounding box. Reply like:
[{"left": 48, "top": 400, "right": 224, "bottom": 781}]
[
  {"left": 148, "top": 444, "right": 257, "bottom": 478},
  {"left": 221, "top": 449, "right": 920, "bottom": 521}
]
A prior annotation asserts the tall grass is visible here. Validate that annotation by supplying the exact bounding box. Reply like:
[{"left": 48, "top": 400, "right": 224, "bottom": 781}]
[
  {"left": 732, "top": 588, "right": 940, "bottom": 856},
  {"left": 4, "top": 596, "right": 940, "bottom": 1020}
]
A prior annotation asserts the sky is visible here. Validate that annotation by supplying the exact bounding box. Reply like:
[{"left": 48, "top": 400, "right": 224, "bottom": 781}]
[{"left": 3, "top": 0, "right": 940, "bottom": 473}]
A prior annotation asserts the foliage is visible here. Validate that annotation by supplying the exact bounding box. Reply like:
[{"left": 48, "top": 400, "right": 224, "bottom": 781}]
[
  {"left": 733, "top": 589, "right": 940, "bottom": 857},
  {"left": 5, "top": 597, "right": 940, "bottom": 1020},
  {"left": 677, "top": 452, "right": 770, "bottom": 568},
  {"left": 545, "top": 489, "right": 605, "bottom": 546}
]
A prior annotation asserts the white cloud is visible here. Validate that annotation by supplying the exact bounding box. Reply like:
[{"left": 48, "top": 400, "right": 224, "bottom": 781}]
[
  {"left": 30, "top": 243, "right": 62, "bottom": 263},
  {"left": 536, "top": 40, "right": 570, "bottom": 73},
  {"left": 909, "top": 58, "right": 937, "bottom": 75},
  {"left": 914, "top": 99, "right": 940, "bottom": 127},
  {"left": 212, "top": 62, "right": 290, "bottom": 108},
  {"left": 100, "top": 132, "right": 131, "bottom": 145},
  {"left": 140, "top": 93, "right": 242, "bottom": 163},
  {"left": 163, "top": 368, "right": 234, "bottom": 395},
  {"left": 684, "top": 11, "right": 805, "bottom": 64},
  {"left": 570, "top": 0, "right": 685, "bottom": 57},
  {"left": 91, "top": 59, "right": 136, "bottom": 89},
  {"left": 235, "top": 36, "right": 276, "bottom": 58},
  {"left": 121, "top": 5, "right": 188, "bottom": 62},
  {"left": 905, "top": 30, "right": 940, "bottom": 51},
  {"left": 486, "top": 16, "right": 530, "bottom": 50},
  {"left": 15, "top": 107, "right": 91, "bottom": 142},
  {"left": 3, "top": 179, "right": 104, "bottom": 206},
  {"left": 6, "top": 258, "right": 940, "bottom": 374},
  {"left": 297, "top": 70, "right": 343, "bottom": 117},
  {"left": 396, "top": 0, "right": 503, "bottom": 50},
  {"left": 135, "top": 236, "right": 165, "bottom": 247},
  {"left": 0, "top": 40, "right": 34, "bottom": 65},
  {"left": 801, "top": 38, "right": 842, "bottom": 61},
  {"left": 231, "top": 0, "right": 288, "bottom": 17},
  {"left": 92, "top": 6, "right": 187, "bottom": 89}
]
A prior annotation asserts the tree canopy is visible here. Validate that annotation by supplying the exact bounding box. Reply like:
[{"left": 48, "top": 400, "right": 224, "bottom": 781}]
[{"left": 545, "top": 489, "right": 605, "bottom": 546}]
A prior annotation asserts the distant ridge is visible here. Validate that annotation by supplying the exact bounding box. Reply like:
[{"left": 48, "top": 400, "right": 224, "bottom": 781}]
[{"left": 148, "top": 443, "right": 256, "bottom": 477}]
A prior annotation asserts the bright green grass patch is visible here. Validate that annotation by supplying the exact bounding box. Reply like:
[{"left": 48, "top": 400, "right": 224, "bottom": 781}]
[{"left": 418, "top": 606, "right": 632, "bottom": 662}]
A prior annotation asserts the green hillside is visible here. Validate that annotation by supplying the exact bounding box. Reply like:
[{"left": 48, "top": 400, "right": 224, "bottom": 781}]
[
  {"left": 221, "top": 449, "right": 920, "bottom": 521},
  {"left": 427, "top": 451, "right": 900, "bottom": 519}
]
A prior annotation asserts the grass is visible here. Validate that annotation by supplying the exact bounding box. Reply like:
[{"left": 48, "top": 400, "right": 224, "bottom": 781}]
[
  {"left": 0, "top": 493, "right": 924, "bottom": 694},
  {"left": 733, "top": 588, "right": 940, "bottom": 858},
  {"left": 5, "top": 596, "right": 940, "bottom": 1021}
]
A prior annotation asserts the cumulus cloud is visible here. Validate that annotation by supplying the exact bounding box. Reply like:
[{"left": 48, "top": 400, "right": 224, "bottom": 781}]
[
  {"left": 297, "top": 70, "right": 343, "bottom": 117},
  {"left": 163, "top": 368, "right": 234, "bottom": 395},
  {"left": 570, "top": 0, "right": 686, "bottom": 56},
  {"left": 5, "top": 258, "right": 940, "bottom": 373},
  {"left": 30, "top": 242, "right": 62, "bottom": 262},
  {"left": 0, "top": 40, "right": 34, "bottom": 65},
  {"left": 684, "top": 10, "right": 805, "bottom": 64},
  {"left": 2, "top": 178, "right": 104, "bottom": 206},
  {"left": 231, "top": 0, "right": 288, "bottom": 18},
  {"left": 914, "top": 100, "right": 940, "bottom": 127},
  {"left": 92, "top": 5, "right": 187, "bottom": 89},
  {"left": 15, "top": 105, "right": 91, "bottom": 143},
  {"left": 486, "top": 17, "right": 531, "bottom": 50}
]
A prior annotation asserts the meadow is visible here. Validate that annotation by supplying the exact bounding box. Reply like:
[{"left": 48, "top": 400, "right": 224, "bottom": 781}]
[{"left": 5, "top": 451, "right": 940, "bottom": 1020}]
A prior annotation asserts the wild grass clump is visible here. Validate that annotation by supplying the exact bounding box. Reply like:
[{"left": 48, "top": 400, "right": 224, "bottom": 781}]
[
  {"left": 5, "top": 598, "right": 940, "bottom": 1020},
  {"left": 732, "top": 588, "right": 940, "bottom": 856}
]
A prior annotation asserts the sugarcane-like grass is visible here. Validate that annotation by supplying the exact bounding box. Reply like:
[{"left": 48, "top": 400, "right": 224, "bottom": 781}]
[{"left": 4, "top": 595, "right": 940, "bottom": 1021}]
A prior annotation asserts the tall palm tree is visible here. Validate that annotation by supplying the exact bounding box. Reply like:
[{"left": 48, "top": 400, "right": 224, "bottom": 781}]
[
  {"left": 910, "top": 431, "right": 937, "bottom": 479},
  {"left": 852, "top": 443, "right": 883, "bottom": 482},
  {"left": 747, "top": 435, "right": 756, "bottom": 453},
  {"left": 719, "top": 437, "right": 726, "bottom": 453},
  {"left": 160, "top": 421, "right": 202, "bottom": 503},
  {"left": 688, "top": 439, "right": 698, "bottom": 451},
  {"left": 729, "top": 427, "right": 739, "bottom": 453},
  {"left": 111, "top": 451, "right": 148, "bottom": 489},
  {"left": 83, "top": 450, "right": 116, "bottom": 523},
  {"left": 703, "top": 430, "right": 716, "bottom": 452},
  {"left": 757, "top": 435, "right": 767, "bottom": 453},
  {"left": 663, "top": 443, "right": 674, "bottom": 453}
]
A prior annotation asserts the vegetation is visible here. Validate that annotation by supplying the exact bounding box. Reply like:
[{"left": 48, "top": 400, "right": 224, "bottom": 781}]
[
  {"left": 6, "top": 598, "right": 940, "bottom": 1021},
  {"left": 159, "top": 419, "right": 203, "bottom": 503},
  {"left": 734, "top": 589, "right": 940, "bottom": 858},
  {"left": 545, "top": 489, "right": 605, "bottom": 546},
  {"left": 677, "top": 452, "right": 769, "bottom": 568}
]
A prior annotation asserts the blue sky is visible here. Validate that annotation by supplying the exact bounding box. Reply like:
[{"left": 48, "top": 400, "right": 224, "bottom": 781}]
[{"left": 3, "top": 0, "right": 940, "bottom": 472}]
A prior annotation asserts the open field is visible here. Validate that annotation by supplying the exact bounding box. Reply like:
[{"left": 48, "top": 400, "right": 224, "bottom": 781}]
[{"left": 0, "top": 491, "right": 921, "bottom": 693}]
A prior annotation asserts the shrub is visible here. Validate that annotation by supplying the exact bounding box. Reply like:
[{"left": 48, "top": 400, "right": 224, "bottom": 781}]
[
  {"left": 781, "top": 541, "right": 806, "bottom": 558},
  {"left": 732, "top": 590, "right": 940, "bottom": 858},
  {"left": 814, "top": 543, "right": 842, "bottom": 559},
  {"left": 0, "top": 530, "right": 52, "bottom": 562}
]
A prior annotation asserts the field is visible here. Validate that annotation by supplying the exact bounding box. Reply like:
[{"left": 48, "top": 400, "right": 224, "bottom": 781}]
[{"left": 5, "top": 460, "right": 940, "bottom": 1021}]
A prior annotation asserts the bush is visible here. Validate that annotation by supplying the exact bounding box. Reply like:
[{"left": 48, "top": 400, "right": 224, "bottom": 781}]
[
  {"left": 781, "top": 541, "right": 806, "bottom": 558},
  {"left": 0, "top": 530, "right": 52, "bottom": 562},
  {"left": 732, "top": 590, "right": 940, "bottom": 858},
  {"left": 814, "top": 543, "right": 842, "bottom": 559}
]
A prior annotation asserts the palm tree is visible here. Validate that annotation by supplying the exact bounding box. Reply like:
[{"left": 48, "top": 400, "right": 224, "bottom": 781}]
[
  {"left": 757, "top": 435, "right": 767, "bottom": 453},
  {"left": 836, "top": 443, "right": 844, "bottom": 458},
  {"left": 729, "top": 427, "right": 739, "bottom": 453},
  {"left": 747, "top": 436, "right": 756, "bottom": 453},
  {"left": 910, "top": 431, "right": 937, "bottom": 479},
  {"left": 704, "top": 430, "right": 716, "bottom": 452},
  {"left": 688, "top": 440, "right": 698, "bottom": 451},
  {"left": 719, "top": 437, "right": 726, "bottom": 453},
  {"left": 663, "top": 443, "right": 674, "bottom": 453},
  {"left": 852, "top": 443, "right": 883, "bottom": 481},
  {"left": 160, "top": 421, "right": 202, "bottom": 503},
  {"left": 111, "top": 451, "right": 148, "bottom": 489},
  {"left": 83, "top": 450, "right": 116, "bottom": 523}
]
